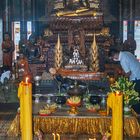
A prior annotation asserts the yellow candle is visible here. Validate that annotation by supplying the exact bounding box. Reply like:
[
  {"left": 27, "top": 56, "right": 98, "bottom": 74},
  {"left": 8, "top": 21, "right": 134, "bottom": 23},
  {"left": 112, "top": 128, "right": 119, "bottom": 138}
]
[
  {"left": 18, "top": 77, "right": 32, "bottom": 140},
  {"left": 107, "top": 92, "right": 123, "bottom": 140},
  {"left": 56, "top": 133, "right": 61, "bottom": 140},
  {"left": 52, "top": 133, "right": 56, "bottom": 140}
]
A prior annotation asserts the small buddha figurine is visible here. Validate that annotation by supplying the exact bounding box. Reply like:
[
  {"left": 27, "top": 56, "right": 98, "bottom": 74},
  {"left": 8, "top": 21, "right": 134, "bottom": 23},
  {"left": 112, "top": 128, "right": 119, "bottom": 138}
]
[
  {"left": 36, "top": 35, "right": 45, "bottom": 55},
  {"left": 36, "top": 35, "right": 45, "bottom": 62},
  {"left": 19, "top": 33, "right": 28, "bottom": 57},
  {"left": 27, "top": 34, "right": 41, "bottom": 61},
  {"left": 69, "top": 49, "right": 84, "bottom": 65}
]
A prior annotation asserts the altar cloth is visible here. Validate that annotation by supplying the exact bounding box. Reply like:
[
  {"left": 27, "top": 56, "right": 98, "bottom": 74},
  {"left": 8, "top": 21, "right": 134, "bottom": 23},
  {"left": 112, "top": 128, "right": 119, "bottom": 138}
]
[
  {"left": 8, "top": 106, "right": 140, "bottom": 137},
  {"left": 33, "top": 115, "right": 140, "bottom": 137}
]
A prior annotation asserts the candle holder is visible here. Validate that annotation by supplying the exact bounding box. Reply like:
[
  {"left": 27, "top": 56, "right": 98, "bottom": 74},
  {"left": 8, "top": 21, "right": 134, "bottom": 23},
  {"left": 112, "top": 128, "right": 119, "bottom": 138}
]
[
  {"left": 43, "top": 94, "right": 53, "bottom": 104},
  {"left": 34, "top": 76, "right": 42, "bottom": 86},
  {"left": 33, "top": 94, "right": 42, "bottom": 103},
  {"left": 67, "top": 102, "right": 81, "bottom": 115},
  {"left": 67, "top": 97, "right": 81, "bottom": 115}
]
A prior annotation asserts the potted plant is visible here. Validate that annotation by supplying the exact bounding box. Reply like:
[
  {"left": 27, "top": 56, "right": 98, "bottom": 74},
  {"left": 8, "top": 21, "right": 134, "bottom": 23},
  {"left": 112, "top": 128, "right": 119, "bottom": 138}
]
[{"left": 110, "top": 77, "right": 140, "bottom": 113}]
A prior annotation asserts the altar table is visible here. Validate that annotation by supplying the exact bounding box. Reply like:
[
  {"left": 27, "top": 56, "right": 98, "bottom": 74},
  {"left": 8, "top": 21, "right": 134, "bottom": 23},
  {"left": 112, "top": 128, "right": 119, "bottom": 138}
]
[
  {"left": 33, "top": 110, "right": 140, "bottom": 137},
  {"left": 8, "top": 105, "right": 140, "bottom": 137}
]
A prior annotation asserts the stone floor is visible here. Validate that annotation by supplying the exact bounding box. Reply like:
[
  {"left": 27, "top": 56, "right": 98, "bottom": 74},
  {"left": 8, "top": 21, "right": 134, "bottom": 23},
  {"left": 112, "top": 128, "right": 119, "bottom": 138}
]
[{"left": 0, "top": 103, "right": 140, "bottom": 140}]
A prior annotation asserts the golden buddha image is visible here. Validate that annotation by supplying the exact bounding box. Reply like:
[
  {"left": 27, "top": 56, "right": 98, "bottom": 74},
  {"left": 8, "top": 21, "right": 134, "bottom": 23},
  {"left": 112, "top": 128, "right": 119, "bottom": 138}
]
[{"left": 54, "top": 0, "right": 100, "bottom": 17}]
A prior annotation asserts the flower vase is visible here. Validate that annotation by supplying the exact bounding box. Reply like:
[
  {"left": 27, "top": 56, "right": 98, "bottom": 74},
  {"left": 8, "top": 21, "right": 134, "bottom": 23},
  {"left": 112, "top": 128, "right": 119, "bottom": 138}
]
[{"left": 124, "top": 105, "right": 131, "bottom": 115}]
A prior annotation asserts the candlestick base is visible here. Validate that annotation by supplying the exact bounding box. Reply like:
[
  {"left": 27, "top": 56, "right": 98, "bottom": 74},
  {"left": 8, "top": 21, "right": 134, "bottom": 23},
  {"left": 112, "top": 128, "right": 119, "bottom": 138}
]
[{"left": 67, "top": 106, "right": 78, "bottom": 116}]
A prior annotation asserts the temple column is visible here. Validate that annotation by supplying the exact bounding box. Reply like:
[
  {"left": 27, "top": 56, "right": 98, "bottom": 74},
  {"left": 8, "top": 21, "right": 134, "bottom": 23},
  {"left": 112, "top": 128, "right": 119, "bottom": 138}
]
[
  {"left": 3, "top": 0, "right": 12, "bottom": 33},
  {"left": 20, "top": 0, "right": 27, "bottom": 36},
  {"left": 0, "top": 4, "right": 3, "bottom": 65},
  {"left": 119, "top": 0, "right": 123, "bottom": 39},
  {"left": 128, "top": 0, "right": 135, "bottom": 37},
  {"left": 31, "top": 0, "right": 37, "bottom": 34}
]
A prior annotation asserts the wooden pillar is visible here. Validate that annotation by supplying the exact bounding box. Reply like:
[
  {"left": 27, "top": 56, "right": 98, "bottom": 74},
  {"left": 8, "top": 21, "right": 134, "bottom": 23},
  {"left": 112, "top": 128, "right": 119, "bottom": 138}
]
[
  {"left": 0, "top": 4, "right": 3, "bottom": 65},
  {"left": 34, "top": 0, "right": 41, "bottom": 36},
  {"left": 20, "top": 0, "right": 27, "bottom": 36},
  {"left": 31, "top": 0, "right": 36, "bottom": 34},
  {"left": 128, "top": 0, "right": 135, "bottom": 37},
  {"left": 119, "top": 0, "right": 123, "bottom": 39},
  {"left": 3, "top": 0, "right": 11, "bottom": 33},
  {"left": 122, "top": 0, "right": 129, "bottom": 18}
]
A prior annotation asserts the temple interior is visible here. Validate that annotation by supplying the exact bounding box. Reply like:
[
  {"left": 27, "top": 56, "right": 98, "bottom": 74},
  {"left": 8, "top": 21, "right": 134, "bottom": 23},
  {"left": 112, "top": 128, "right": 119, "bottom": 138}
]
[{"left": 0, "top": 0, "right": 140, "bottom": 140}]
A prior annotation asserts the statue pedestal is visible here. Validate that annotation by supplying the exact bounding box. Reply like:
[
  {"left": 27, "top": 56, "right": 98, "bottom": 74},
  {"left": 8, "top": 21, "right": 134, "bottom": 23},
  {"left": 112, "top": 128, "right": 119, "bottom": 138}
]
[{"left": 57, "top": 69, "right": 105, "bottom": 81}]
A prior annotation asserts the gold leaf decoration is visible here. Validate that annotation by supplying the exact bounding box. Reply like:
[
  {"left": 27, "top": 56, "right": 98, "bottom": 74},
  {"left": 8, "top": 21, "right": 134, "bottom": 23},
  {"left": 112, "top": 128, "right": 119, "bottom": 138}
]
[
  {"left": 54, "top": 34, "right": 63, "bottom": 70},
  {"left": 90, "top": 33, "right": 99, "bottom": 72}
]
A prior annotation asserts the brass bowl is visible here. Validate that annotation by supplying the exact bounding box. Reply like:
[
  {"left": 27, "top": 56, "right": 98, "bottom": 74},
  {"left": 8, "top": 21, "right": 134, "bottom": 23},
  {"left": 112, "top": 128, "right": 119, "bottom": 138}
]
[{"left": 67, "top": 85, "right": 87, "bottom": 96}]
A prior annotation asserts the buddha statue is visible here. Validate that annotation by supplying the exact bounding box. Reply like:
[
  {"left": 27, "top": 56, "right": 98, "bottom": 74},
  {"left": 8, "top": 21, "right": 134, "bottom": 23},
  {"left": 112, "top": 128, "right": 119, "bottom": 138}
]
[
  {"left": 55, "top": 0, "right": 98, "bottom": 17},
  {"left": 19, "top": 33, "right": 28, "bottom": 57},
  {"left": 64, "top": 31, "right": 87, "bottom": 71},
  {"left": 26, "top": 34, "right": 41, "bottom": 63},
  {"left": 63, "top": 0, "right": 90, "bottom": 10},
  {"left": 70, "top": 32, "right": 85, "bottom": 58}
]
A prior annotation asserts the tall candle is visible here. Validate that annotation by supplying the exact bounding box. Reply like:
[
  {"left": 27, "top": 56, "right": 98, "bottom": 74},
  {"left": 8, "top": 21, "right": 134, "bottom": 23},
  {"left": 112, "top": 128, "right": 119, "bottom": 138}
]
[
  {"left": 56, "top": 133, "right": 61, "bottom": 140},
  {"left": 52, "top": 133, "right": 56, "bottom": 140},
  {"left": 107, "top": 92, "right": 123, "bottom": 140},
  {"left": 18, "top": 77, "right": 32, "bottom": 140}
]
